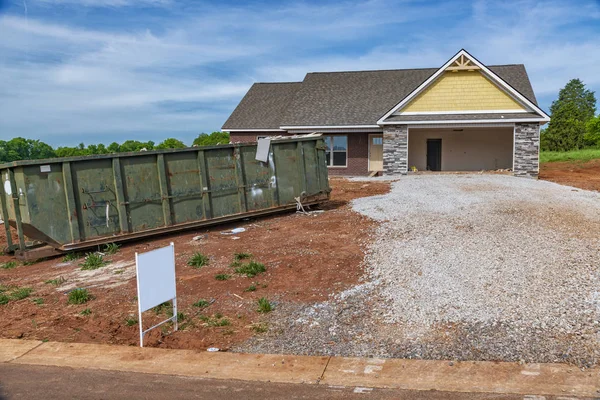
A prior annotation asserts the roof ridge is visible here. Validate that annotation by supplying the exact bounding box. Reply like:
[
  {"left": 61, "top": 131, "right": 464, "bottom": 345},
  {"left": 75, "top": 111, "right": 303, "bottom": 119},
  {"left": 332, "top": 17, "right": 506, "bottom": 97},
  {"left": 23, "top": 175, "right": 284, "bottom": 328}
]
[
  {"left": 304, "top": 63, "right": 524, "bottom": 76},
  {"left": 253, "top": 82, "right": 302, "bottom": 85}
]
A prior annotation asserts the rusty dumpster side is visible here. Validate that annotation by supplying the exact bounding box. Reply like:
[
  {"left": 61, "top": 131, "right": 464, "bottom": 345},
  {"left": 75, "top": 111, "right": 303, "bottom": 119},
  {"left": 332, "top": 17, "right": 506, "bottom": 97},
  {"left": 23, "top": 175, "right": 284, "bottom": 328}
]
[{"left": 0, "top": 136, "right": 330, "bottom": 256}]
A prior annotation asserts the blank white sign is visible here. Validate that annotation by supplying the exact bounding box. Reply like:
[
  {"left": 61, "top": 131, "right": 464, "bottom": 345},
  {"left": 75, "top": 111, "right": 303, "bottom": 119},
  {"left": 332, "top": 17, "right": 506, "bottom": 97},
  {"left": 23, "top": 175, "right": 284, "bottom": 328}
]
[{"left": 135, "top": 243, "right": 176, "bottom": 312}]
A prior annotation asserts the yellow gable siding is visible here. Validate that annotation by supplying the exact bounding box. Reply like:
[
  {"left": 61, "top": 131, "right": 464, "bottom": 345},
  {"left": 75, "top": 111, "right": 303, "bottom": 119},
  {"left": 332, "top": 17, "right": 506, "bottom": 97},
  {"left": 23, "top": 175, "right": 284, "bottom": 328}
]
[{"left": 401, "top": 71, "right": 526, "bottom": 112}]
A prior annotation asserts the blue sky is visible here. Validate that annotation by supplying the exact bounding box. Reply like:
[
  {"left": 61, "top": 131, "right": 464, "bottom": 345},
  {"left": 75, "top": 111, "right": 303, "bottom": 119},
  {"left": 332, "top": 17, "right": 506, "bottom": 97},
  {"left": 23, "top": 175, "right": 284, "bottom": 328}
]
[{"left": 1, "top": 0, "right": 599, "bottom": 147}]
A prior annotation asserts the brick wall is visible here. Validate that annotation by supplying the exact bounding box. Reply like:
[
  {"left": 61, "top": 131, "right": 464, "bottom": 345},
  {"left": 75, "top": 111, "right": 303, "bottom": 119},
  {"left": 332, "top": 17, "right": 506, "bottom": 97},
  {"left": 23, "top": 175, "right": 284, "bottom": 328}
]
[
  {"left": 229, "top": 132, "right": 273, "bottom": 143},
  {"left": 229, "top": 131, "right": 371, "bottom": 176},
  {"left": 325, "top": 133, "right": 369, "bottom": 176}
]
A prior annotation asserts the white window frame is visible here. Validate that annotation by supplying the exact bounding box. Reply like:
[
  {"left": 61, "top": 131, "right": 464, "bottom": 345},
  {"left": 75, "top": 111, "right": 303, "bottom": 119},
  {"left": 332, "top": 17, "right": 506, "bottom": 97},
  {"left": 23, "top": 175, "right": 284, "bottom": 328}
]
[{"left": 323, "top": 135, "right": 348, "bottom": 168}]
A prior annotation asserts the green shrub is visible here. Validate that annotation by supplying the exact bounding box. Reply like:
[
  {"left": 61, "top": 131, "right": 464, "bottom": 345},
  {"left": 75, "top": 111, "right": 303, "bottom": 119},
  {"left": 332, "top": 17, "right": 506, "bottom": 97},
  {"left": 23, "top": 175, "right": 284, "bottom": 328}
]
[
  {"left": 257, "top": 297, "right": 272, "bottom": 313},
  {"left": 80, "top": 253, "right": 108, "bottom": 270},
  {"left": 235, "top": 261, "right": 266, "bottom": 277},
  {"left": 0, "top": 294, "right": 9, "bottom": 305},
  {"left": 125, "top": 316, "right": 138, "bottom": 326},
  {"left": 80, "top": 308, "right": 92, "bottom": 316},
  {"left": 215, "top": 274, "right": 230, "bottom": 281},
  {"left": 68, "top": 288, "right": 91, "bottom": 305},
  {"left": 244, "top": 284, "right": 257, "bottom": 292},
  {"left": 32, "top": 298, "right": 44, "bottom": 305},
  {"left": 188, "top": 252, "right": 209, "bottom": 268}
]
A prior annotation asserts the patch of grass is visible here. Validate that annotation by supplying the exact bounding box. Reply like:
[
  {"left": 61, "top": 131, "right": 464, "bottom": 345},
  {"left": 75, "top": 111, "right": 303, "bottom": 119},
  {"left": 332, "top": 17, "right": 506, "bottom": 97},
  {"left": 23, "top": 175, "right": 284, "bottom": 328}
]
[
  {"left": 80, "top": 308, "right": 92, "bottom": 316},
  {"left": 63, "top": 252, "right": 83, "bottom": 262},
  {"left": 257, "top": 297, "right": 273, "bottom": 313},
  {"left": 235, "top": 261, "right": 266, "bottom": 278},
  {"left": 250, "top": 322, "right": 268, "bottom": 333},
  {"left": 80, "top": 253, "right": 108, "bottom": 270},
  {"left": 11, "top": 287, "right": 33, "bottom": 301},
  {"left": 125, "top": 316, "right": 138, "bottom": 326},
  {"left": 215, "top": 274, "right": 231, "bottom": 281},
  {"left": 193, "top": 299, "right": 210, "bottom": 308},
  {"left": 234, "top": 252, "right": 252, "bottom": 261},
  {"left": 0, "top": 294, "right": 9, "bottom": 305},
  {"left": 540, "top": 148, "right": 600, "bottom": 163},
  {"left": 188, "top": 252, "right": 209, "bottom": 268},
  {"left": 153, "top": 301, "right": 171, "bottom": 315},
  {"left": 45, "top": 276, "right": 66, "bottom": 286},
  {"left": 229, "top": 260, "right": 242, "bottom": 269},
  {"left": 103, "top": 243, "right": 120, "bottom": 255},
  {"left": 1, "top": 261, "right": 17, "bottom": 270},
  {"left": 244, "top": 284, "right": 257, "bottom": 292},
  {"left": 32, "top": 297, "right": 44, "bottom": 305},
  {"left": 200, "top": 313, "right": 231, "bottom": 327},
  {"left": 68, "top": 288, "right": 91, "bottom": 305},
  {"left": 23, "top": 258, "right": 45, "bottom": 266}
]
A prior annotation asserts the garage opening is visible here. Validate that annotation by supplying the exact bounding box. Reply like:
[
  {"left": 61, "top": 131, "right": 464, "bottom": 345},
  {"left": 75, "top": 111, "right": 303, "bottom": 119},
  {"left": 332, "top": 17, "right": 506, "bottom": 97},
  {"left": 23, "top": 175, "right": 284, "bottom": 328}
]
[{"left": 408, "top": 126, "right": 513, "bottom": 172}]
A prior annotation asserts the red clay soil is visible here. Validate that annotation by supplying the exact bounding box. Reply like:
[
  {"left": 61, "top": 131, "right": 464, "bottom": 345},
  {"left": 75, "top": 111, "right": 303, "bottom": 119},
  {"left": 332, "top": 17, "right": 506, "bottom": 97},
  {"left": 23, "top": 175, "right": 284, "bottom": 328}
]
[
  {"left": 539, "top": 159, "right": 600, "bottom": 191},
  {"left": 0, "top": 178, "right": 389, "bottom": 351}
]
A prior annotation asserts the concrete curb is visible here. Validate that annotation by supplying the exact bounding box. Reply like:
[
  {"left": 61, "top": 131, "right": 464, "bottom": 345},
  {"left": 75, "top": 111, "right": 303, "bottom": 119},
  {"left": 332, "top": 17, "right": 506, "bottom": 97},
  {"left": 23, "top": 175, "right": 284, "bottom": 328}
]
[{"left": 0, "top": 339, "right": 598, "bottom": 397}]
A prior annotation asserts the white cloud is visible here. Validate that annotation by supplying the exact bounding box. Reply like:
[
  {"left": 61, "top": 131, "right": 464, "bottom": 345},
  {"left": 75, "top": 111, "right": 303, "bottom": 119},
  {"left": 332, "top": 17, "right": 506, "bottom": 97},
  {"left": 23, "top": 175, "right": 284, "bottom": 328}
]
[{"left": 0, "top": 0, "right": 599, "bottom": 146}]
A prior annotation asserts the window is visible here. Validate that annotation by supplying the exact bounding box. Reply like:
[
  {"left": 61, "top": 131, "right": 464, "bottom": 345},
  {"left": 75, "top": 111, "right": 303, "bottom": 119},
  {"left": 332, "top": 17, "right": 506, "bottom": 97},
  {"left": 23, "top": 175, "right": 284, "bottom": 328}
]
[
  {"left": 323, "top": 135, "right": 348, "bottom": 167},
  {"left": 372, "top": 137, "right": 383, "bottom": 145}
]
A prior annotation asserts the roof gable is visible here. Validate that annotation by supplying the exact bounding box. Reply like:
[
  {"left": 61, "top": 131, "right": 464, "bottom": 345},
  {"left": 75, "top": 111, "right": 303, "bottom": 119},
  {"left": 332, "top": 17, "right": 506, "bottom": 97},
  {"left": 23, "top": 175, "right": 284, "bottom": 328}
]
[{"left": 378, "top": 49, "right": 549, "bottom": 124}]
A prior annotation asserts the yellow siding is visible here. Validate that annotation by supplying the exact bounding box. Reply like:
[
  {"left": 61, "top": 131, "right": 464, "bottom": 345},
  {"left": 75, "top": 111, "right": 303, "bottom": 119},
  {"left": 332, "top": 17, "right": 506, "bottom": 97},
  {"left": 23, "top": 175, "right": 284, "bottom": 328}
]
[{"left": 401, "top": 71, "right": 526, "bottom": 112}]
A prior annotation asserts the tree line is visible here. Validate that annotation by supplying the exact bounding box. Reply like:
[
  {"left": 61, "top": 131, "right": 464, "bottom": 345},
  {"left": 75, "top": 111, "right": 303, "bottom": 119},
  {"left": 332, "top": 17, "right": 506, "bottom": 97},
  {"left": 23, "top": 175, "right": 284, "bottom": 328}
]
[
  {"left": 541, "top": 79, "right": 599, "bottom": 152},
  {"left": 0, "top": 132, "right": 230, "bottom": 164}
]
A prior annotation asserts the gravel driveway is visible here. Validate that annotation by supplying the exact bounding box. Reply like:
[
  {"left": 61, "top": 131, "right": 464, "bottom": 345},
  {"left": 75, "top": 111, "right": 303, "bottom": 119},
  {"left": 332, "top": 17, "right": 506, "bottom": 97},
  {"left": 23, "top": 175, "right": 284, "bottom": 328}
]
[{"left": 237, "top": 175, "right": 600, "bottom": 367}]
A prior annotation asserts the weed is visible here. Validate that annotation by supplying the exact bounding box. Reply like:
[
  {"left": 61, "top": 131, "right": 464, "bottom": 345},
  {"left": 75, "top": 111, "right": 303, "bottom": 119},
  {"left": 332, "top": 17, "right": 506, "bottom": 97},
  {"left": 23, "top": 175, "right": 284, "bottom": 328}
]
[
  {"left": 113, "top": 269, "right": 124, "bottom": 275},
  {"left": 229, "top": 260, "right": 242, "bottom": 269},
  {"left": 234, "top": 252, "right": 252, "bottom": 261},
  {"left": 176, "top": 312, "right": 186, "bottom": 321},
  {"left": 32, "top": 297, "right": 44, "bottom": 305},
  {"left": 11, "top": 287, "right": 33, "bottom": 301},
  {"left": 125, "top": 316, "right": 138, "bottom": 326},
  {"left": 199, "top": 315, "right": 210, "bottom": 322},
  {"left": 215, "top": 274, "right": 230, "bottom": 281},
  {"left": 257, "top": 297, "right": 273, "bottom": 313},
  {"left": 188, "top": 252, "right": 209, "bottom": 268},
  {"left": 23, "top": 259, "right": 45, "bottom": 266},
  {"left": 103, "top": 243, "right": 120, "bottom": 255},
  {"left": 42, "top": 338, "right": 49, "bottom": 343},
  {"left": 244, "top": 284, "right": 257, "bottom": 292},
  {"left": 45, "top": 276, "right": 66, "bottom": 286},
  {"left": 153, "top": 301, "right": 171, "bottom": 315},
  {"left": 208, "top": 317, "right": 230, "bottom": 327},
  {"left": 80, "top": 308, "right": 92, "bottom": 316},
  {"left": 214, "top": 312, "right": 223, "bottom": 319},
  {"left": 235, "top": 261, "right": 266, "bottom": 278},
  {"left": 1, "top": 261, "right": 17, "bottom": 270},
  {"left": 193, "top": 299, "right": 210, "bottom": 308},
  {"left": 80, "top": 253, "right": 108, "bottom": 270},
  {"left": 63, "top": 252, "right": 83, "bottom": 262},
  {"left": 0, "top": 294, "right": 9, "bottom": 305},
  {"left": 68, "top": 288, "right": 91, "bottom": 305},
  {"left": 222, "top": 328, "right": 235, "bottom": 335},
  {"left": 251, "top": 322, "right": 268, "bottom": 333}
]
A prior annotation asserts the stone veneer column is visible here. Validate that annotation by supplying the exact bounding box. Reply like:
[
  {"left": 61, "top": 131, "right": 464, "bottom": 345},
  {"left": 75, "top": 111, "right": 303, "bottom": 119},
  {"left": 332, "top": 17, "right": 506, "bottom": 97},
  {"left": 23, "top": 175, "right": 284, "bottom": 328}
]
[
  {"left": 513, "top": 123, "right": 540, "bottom": 178},
  {"left": 383, "top": 125, "right": 408, "bottom": 175}
]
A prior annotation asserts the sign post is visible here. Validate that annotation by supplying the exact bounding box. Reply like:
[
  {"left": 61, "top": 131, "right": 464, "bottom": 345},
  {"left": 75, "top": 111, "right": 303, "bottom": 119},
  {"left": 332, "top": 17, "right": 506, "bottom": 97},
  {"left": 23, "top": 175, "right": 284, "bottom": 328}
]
[{"left": 135, "top": 242, "right": 177, "bottom": 347}]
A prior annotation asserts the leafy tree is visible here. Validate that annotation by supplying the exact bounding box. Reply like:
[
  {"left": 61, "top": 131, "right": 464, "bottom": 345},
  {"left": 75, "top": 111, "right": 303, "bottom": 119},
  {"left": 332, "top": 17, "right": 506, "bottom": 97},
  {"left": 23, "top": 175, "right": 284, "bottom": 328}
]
[
  {"left": 0, "top": 138, "right": 55, "bottom": 163},
  {"left": 156, "top": 138, "right": 186, "bottom": 149},
  {"left": 541, "top": 79, "right": 596, "bottom": 151},
  {"left": 117, "top": 140, "right": 155, "bottom": 153},
  {"left": 585, "top": 115, "right": 600, "bottom": 147},
  {"left": 193, "top": 131, "right": 230, "bottom": 147}
]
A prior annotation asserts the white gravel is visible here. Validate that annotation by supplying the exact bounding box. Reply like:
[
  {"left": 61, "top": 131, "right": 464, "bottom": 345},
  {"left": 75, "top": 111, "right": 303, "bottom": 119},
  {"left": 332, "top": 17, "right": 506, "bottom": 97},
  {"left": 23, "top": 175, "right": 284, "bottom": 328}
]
[{"left": 237, "top": 175, "right": 600, "bottom": 366}]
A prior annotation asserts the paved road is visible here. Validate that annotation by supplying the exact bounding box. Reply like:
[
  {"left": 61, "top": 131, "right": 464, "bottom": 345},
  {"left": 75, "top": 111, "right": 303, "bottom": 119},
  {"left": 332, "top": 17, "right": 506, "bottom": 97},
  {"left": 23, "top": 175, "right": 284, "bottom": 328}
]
[{"left": 0, "top": 363, "right": 550, "bottom": 400}]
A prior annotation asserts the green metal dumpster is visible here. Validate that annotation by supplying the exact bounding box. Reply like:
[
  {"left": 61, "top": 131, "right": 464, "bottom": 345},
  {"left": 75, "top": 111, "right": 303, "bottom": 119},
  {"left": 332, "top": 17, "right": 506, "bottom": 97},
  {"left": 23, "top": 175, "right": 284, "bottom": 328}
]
[{"left": 0, "top": 135, "right": 330, "bottom": 259}]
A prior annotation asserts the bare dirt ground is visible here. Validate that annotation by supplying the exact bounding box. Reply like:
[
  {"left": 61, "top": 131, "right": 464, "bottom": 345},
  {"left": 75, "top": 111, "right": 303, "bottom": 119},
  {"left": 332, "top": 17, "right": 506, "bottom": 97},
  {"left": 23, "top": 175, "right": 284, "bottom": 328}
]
[
  {"left": 0, "top": 178, "right": 389, "bottom": 351},
  {"left": 540, "top": 159, "right": 600, "bottom": 191}
]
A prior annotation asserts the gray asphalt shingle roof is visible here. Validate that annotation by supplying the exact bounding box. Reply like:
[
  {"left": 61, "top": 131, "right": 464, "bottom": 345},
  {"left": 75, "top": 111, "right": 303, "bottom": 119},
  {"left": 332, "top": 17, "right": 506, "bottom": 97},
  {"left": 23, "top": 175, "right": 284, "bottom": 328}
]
[{"left": 222, "top": 64, "right": 540, "bottom": 130}]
